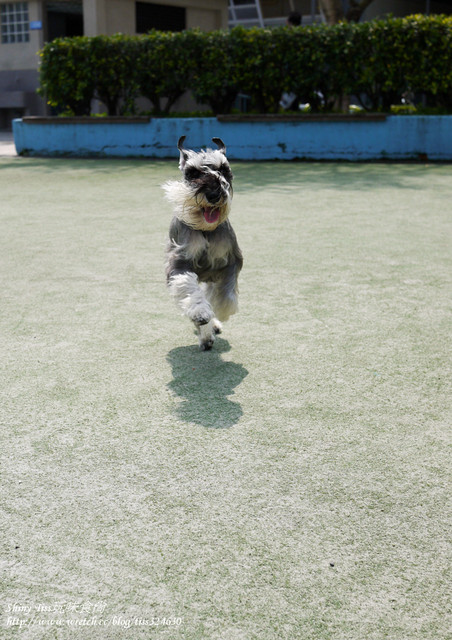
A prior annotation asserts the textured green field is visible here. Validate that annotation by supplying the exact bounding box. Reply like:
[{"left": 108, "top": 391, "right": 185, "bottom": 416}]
[{"left": 1, "top": 157, "right": 450, "bottom": 639}]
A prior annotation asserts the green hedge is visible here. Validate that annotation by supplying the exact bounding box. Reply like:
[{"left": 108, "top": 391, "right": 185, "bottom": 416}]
[{"left": 38, "top": 15, "right": 452, "bottom": 116}]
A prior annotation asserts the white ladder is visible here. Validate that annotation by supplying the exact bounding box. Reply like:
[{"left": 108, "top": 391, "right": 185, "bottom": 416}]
[{"left": 228, "top": 0, "right": 264, "bottom": 28}]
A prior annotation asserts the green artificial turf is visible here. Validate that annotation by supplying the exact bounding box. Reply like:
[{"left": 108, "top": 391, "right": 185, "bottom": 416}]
[{"left": 0, "top": 157, "right": 450, "bottom": 639}]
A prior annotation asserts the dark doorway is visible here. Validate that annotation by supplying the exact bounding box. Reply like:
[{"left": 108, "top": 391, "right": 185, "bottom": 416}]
[
  {"left": 46, "top": 1, "right": 83, "bottom": 41},
  {"left": 136, "top": 2, "right": 186, "bottom": 32}
]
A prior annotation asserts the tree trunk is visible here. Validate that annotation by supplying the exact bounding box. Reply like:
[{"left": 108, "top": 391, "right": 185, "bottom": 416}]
[
  {"left": 345, "top": 0, "right": 375, "bottom": 22},
  {"left": 319, "top": 0, "right": 375, "bottom": 23},
  {"left": 318, "top": 0, "right": 344, "bottom": 24}
]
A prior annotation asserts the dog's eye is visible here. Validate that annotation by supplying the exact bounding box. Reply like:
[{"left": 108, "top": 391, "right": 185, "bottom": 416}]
[
  {"left": 220, "top": 166, "right": 233, "bottom": 181},
  {"left": 185, "top": 168, "right": 202, "bottom": 181}
]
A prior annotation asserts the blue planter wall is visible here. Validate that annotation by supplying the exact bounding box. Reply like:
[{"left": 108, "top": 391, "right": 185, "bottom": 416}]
[{"left": 12, "top": 116, "right": 452, "bottom": 161}]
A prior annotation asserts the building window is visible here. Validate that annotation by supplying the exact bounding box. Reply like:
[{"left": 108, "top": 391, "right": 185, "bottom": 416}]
[
  {"left": 1, "top": 2, "right": 29, "bottom": 43},
  {"left": 136, "top": 2, "right": 185, "bottom": 33}
]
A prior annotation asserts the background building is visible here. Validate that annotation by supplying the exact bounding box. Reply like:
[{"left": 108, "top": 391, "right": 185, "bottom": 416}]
[
  {"left": 236, "top": 0, "right": 452, "bottom": 26},
  {"left": 0, "top": 0, "right": 228, "bottom": 126},
  {"left": 1, "top": 0, "right": 451, "bottom": 127}
]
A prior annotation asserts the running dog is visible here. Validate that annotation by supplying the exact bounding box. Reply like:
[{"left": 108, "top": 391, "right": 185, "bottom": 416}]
[{"left": 164, "top": 136, "right": 243, "bottom": 350}]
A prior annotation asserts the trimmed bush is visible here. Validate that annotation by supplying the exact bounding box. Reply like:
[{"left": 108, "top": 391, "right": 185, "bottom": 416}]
[
  {"left": 190, "top": 28, "right": 242, "bottom": 114},
  {"left": 402, "top": 14, "right": 452, "bottom": 108},
  {"left": 349, "top": 19, "right": 408, "bottom": 110},
  {"left": 38, "top": 15, "right": 452, "bottom": 116},
  {"left": 228, "top": 27, "right": 290, "bottom": 113},
  {"left": 87, "top": 35, "right": 141, "bottom": 115},
  {"left": 282, "top": 22, "right": 357, "bottom": 111},
  {"left": 351, "top": 15, "right": 452, "bottom": 111},
  {"left": 38, "top": 37, "right": 95, "bottom": 115},
  {"left": 137, "top": 30, "right": 199, "bottom": 115}
]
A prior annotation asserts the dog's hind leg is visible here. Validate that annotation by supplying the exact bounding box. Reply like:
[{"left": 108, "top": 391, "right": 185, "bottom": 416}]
[{"left": 205, "top": 266, "right": 239, "bottom": 323}]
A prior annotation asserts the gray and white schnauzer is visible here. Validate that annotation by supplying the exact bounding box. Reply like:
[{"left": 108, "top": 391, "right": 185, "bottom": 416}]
[{"left": 164, "top": 136, "right": 243, "bottom": 350}]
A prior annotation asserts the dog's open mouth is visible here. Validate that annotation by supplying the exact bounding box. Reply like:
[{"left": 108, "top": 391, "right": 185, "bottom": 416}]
[{"left": 202, "top": 207, "right": 221, "bottom": 224}]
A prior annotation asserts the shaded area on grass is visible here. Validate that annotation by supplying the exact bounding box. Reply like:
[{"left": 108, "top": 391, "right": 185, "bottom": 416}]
[{"left": 167, "top": 338, "right": 248, "bottom": 429}]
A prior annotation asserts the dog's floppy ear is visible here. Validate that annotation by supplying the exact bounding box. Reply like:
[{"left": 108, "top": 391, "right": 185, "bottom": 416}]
[
  {"left": 177, "top": 135, "right": 189, "bottom": 169},
  {"left": 212, "top": 137, "right": 226, "bottom": 155}
]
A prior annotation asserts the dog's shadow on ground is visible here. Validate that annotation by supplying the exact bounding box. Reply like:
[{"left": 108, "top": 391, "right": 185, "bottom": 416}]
[{"left": 167, "top": 338, "right": 248, "bottom": 429}]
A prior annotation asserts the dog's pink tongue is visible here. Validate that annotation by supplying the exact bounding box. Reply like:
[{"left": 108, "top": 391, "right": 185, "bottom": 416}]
[{"left": 203, "top": 208, "right": 221, "bottom": 224}]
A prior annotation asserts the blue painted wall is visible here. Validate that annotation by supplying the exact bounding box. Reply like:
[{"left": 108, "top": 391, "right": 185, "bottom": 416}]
[{"left": 12, "top": 116, "right": 452, "bottom": 161}]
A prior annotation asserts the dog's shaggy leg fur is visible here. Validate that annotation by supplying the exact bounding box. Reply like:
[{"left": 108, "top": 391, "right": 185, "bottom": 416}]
[
  {"left": 205, "top": 266, "right": 240, "bottom": 322},
  {"left": 168, "top": 273, "right": 214, "bottom": 327}
]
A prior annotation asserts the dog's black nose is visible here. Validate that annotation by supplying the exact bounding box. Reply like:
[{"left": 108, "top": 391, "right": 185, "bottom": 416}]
[
  {"left": 202, "top": 179, "right": 223, "bottom": 203},
  {"left": 205, "top": 187, "right": 222, "bottom": 203}
]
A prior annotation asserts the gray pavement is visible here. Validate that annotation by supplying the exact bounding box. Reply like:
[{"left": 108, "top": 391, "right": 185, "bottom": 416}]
[{"left": 0, "top": 130, "right": 17, "bottom": 156}]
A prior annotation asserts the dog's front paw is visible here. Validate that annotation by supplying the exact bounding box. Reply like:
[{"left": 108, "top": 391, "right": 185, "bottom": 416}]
[
  {"left": 190, "top": 303, "right": 214, "bottom": 326},
  {"left": 200, "top": 337, "right": 214, "bottom": 351},
  {"left": 198, "top": 320, "right": 217, "bottom": 351}
]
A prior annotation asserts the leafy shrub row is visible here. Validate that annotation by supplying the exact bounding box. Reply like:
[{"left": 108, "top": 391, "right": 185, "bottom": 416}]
[{"left": 38, "top": 15, "right": 452, "bottom": 116}]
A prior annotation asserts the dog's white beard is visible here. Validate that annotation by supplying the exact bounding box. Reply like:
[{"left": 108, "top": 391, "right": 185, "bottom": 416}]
[{"left": 162, "top": 180, "right": 191, "bottom": 212}]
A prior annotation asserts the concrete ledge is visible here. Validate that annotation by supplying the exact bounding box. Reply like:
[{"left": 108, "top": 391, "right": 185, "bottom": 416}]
[
  {"left": 21, "top": 116, "right": 151, "bottom": 124},
  {"left": 217, "top": 113, "right": 387, "bottom": 122},
  {"left": 12, "top": 115, "right": 452, "bottom": 161}
]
